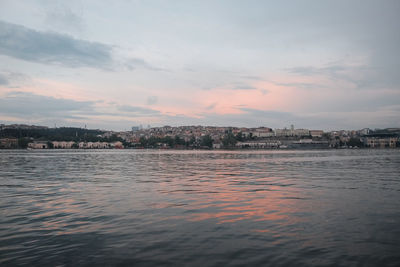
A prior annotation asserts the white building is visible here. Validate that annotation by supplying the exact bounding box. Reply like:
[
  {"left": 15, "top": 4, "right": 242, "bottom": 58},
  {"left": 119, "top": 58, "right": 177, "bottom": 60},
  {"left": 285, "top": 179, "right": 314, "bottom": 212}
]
[
  {"left": 28, "top": 141, "right": 48, "bottom": 149},
  {"left": 275, "top": 126, "right": 310, "bottom": 137},
  {"left": 275, "top": 128, "right": 292, "bottom": 137},
  {"left": 52, "top": 141, "right": 75, "bottom": 148},
  {"left": 293, "top": 129, "right": 310, "bottom": 136},
  {"left": 252, "top": 128, "right": 275, "bottom": 138},
  {"left": 236, "top": 141, "right": 281, "bottom": 148},
  {"left": 310, "top": 130, "right": 324, "bottom": 138}
]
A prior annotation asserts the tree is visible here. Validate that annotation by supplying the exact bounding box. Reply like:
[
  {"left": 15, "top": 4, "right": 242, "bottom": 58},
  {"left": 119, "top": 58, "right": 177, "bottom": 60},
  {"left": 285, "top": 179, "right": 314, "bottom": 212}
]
[
  {"left": 235, "top": 132, "right": 244, "bottom": 141},
  {"left": 47, "top": 141, "right": 54, "bottom": 149},
  {"left": 139, "top": 136, "right": 148, "bottom": 147},
  {"left": 163, "top": 136, "right": 174, "bottom": 147},
  {"left": 200, "top": 135, "right": 213, "bottom": 148},
  {"left": 222, "top": 132, "right": 237, "bottom": 148},
  {"left": 189, "top": 135, "right": 197, "bottom": 147},
  {"left": 347, "top": 137, "right": 363, "bottom": 148},
  {"left": 174, "top": 135, "right": 185, "bottom": 146},
  {"left": 18, "top": 138, "right": 29, "bottom": 149},
  {"left": 249, "top": 132, "right": 254, "bottom": 140}
]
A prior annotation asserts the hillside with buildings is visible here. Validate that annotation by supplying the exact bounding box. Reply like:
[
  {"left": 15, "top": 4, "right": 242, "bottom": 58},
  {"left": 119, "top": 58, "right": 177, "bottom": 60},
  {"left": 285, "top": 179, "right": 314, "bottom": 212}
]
[{"left": 1, "top": 124, "right": 399, "bottom": 149}]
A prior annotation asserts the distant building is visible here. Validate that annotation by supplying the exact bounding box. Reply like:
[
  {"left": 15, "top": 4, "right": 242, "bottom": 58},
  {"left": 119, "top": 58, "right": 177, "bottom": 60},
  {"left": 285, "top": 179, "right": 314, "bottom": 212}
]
[
  {"left": 212, "top": 143, "right": 222, "bottom": 149},
  {"left": 310, "top": 130, "right": 324, "bottom": 138},
  {"left": 275, "top": 127, "right": 310, "bottom": 137},
  {"left": 78, "top": 142, "right": 87, "bottom": 149},
  {"left": 363, "top": 137, "right": 397, "bottom": 148},
  {"left": 252, "top": 127, "right": 274, "bottom": 138},
  {"left": 52, "top": 141, "right": 75, "bottom": 149},
  {"left": 0, "top": 138, "right": 18, "bottom": 148},
  {"left": 78, "top": 141, "right": 111, "bottom": 149},
  {"left": 293, "top": 129, "right": 310, "bottom": 136},
  {"left": 275, "top": 128, "right": 292, "bottom": 137},
  {"left": 359, "top": 128, "right": 371, "bottom": 136},
  {"left": 236, "top": 140, "right": 281, "bottom": 148},
  {"left": 111, "top": 141, "right": 124, "bottom": 149},
  {"left": 90, "top": 142, "right": 109, "bottom": 149},
  {"left": 28, "top": 141, "right": 48, "bottom": 149}
]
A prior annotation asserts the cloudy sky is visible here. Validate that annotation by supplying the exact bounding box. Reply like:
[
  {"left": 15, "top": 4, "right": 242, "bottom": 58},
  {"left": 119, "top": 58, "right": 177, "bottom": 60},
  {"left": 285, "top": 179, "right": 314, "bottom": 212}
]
[{"left": 0, "top": 0, "right": 399, "bottom": 130}]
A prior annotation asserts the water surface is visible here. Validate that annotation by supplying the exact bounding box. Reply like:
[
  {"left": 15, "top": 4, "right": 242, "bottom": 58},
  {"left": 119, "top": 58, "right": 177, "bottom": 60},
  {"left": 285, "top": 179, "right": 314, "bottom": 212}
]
[{"left": 1, "top": 149, "right": 400, "bottom": 266}]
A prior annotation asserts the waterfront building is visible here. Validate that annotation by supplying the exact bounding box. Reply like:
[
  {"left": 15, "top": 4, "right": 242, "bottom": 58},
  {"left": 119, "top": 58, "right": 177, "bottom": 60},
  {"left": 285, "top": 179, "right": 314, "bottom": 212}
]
[
  {"left": 293, "top": 129, "right": 310, "bottom": 136},
  {"left": 111, "top": 141, "right": 124, "bottom": 149},
  {"left": 363, "top": 137, "right": 397, "bottom": 148},
  {"left": 252, "top": 127, "right": 274, "bottom": 138},
  {"left": 236, "top": 140, "right": 281, "bottom": 148},
  {"left": 52, "top": 141, "right": 75, "bottom": 149},
  {"left": 212, "top": 143, "right": 222, "bottom": 149},
  {"left": 275, "top": 128, "right": 292, "bottom": 137},
  {"left": 275, "top": 126, "right": 310, "bottom": 137},
  {"left": 28, "top": 141, "right": 48, "bottom": 149},
  {"left": 0, "top": 138, "right": 18, "bottom": 148},
  {"left": 310, "top": 130, "right": 324, "bottom": 138}
]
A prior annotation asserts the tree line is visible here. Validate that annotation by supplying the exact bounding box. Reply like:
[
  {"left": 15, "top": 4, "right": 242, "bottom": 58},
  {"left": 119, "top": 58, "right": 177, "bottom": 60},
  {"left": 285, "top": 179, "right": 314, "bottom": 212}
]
[{"left": 0, "top": 127, "right": 125, "bottom": 148}]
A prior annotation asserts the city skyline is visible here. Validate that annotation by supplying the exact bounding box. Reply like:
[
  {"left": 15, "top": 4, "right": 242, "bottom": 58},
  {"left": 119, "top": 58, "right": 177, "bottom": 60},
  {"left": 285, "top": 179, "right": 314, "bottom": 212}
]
[{"left": 1, "top": 1, "right": 400, "bottom": 130}]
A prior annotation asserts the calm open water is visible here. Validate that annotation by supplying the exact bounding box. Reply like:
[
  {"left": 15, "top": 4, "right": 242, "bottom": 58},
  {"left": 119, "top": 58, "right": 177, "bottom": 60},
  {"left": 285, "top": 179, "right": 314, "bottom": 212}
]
[{"left": 0, "top": 149, "right": 400, "bottom": 266}]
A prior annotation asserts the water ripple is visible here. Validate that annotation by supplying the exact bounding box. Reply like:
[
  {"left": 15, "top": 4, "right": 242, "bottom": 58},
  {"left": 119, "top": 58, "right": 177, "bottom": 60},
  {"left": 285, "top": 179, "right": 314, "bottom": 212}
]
[{"left": 1, "top": 149, "right": 400, "bottom": 266}]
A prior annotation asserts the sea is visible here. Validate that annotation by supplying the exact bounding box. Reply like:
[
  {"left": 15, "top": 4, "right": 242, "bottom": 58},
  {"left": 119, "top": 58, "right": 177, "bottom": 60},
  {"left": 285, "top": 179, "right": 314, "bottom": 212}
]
[{"left": 1, "top": 149, "right": 399, "bottom": 266}]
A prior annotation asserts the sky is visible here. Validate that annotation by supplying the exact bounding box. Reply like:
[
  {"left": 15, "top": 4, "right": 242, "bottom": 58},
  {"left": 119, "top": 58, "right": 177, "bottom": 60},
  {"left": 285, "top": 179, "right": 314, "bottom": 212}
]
[{"left": 0, "top": 0, "right": 399, "bottom": 131}]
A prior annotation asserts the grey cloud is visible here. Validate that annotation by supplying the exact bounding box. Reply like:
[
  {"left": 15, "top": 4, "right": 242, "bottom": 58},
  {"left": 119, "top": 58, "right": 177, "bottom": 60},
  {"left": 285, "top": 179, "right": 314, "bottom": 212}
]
[
  {"left": 286, "top": 65, "right": 346, "bottom": 76},
  {"left": 183, "top": 67, "right": 196, "bottom": 72},
  {"left": 0, "top": 20, "right": 113, "bottom": 69},
  {"left": 241, "top": 75, "right": 263, "bottom": 81},
  {"left": 146, "top": 96, "right": 158, "bottom": 105},
  {"left": 0, "top": 71, "right": 30, "bottom": 87},
  {"left": 0, "top": 20, "right": 163, "bottom": 72},
  {"left": 232, "top": 84, "right": 257, "bottom": 90},
  {"left": 201, "top": 82, "right": 258, "bottom": 91},
  {"left": 0, "top": 92, "right": 164, "bottom": 124},
  {"left": 1, "top": 91, "right": 396, "bottom": 130},
  {"left": 286, "top": 66, "right": 317, "bottom": 76},
  {"left": 0, "top": 73, "right": 9, "bottom": 85},
  {"left": 125, "top": 58, "right": 166, "bottom": 72},
  {"left": 307, "top": 90, "right": 400, "bottom": 113},
  {"left": 45, "top": 5, "right": 84, "bottom": 33},
  {"left": 117, "top": 105, "right": 160, "bottom": 116},
  {"left": 0, "top": 91, "right": 95, "bottom": 119},
  {"left": 206, "top": 103, "right": 216, "bottom": 110},
  {"left": 157, "top": 108, "right": 300, "bottom": 129},
  {"left": 276, "top": 82, "right": 325, "bottom": 90},
  {"left": 239, "top": 108, "right": 295, "bottom": 120},
  {"left": 285, "top": 64, "right": 379, "bottom": 89}
]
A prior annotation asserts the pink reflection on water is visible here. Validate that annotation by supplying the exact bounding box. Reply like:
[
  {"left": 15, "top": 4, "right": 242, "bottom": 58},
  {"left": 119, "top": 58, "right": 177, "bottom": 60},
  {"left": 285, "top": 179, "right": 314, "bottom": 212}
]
[
  {"left": 156, "top": 156, "right": 312, "bottom": 227},
  {"left": 28, "top": 193, "right": 100, "bottom": 235}
]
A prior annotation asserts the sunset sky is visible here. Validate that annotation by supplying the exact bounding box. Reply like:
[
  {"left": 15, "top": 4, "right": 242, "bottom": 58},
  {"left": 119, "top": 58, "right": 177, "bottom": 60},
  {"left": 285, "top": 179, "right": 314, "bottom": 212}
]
[{"left": 0, "top": 0, "right": 399, "bottom": 130}]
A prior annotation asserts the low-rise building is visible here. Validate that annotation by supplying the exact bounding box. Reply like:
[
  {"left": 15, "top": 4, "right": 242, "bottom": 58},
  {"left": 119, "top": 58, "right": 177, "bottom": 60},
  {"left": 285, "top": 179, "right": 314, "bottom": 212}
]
[
  {"left": 310, "top": 130, "right": 324, "bottom": 138},
  {"left": 111, "top": 141, "right": 124, "bottom": 149},
  {"left": 0, "top": 138, "right": 18, "bottom": 148},
  {"left": 252, "top": 128, "right": 274, "bottom": 138},
  {"left": 363, "top": 137, "right": 397, "bottom": 148},
  {"left": 52, "top": 141, "right": 76, "bottom": 149},
  {"left": 236, "top": 140, "right": 281, "bottom": 148},
  {"left": 28, "top": 141, "right": 48, "bottom": 149},
  {"left": 275, "top": 128, "right": 292, "bottom": 137},
  {"left": 212, "top": 143, "right": 222, "bottom": 149},
  {"left": 293, "top": 129, "right": 310, "bottom": 136}
]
